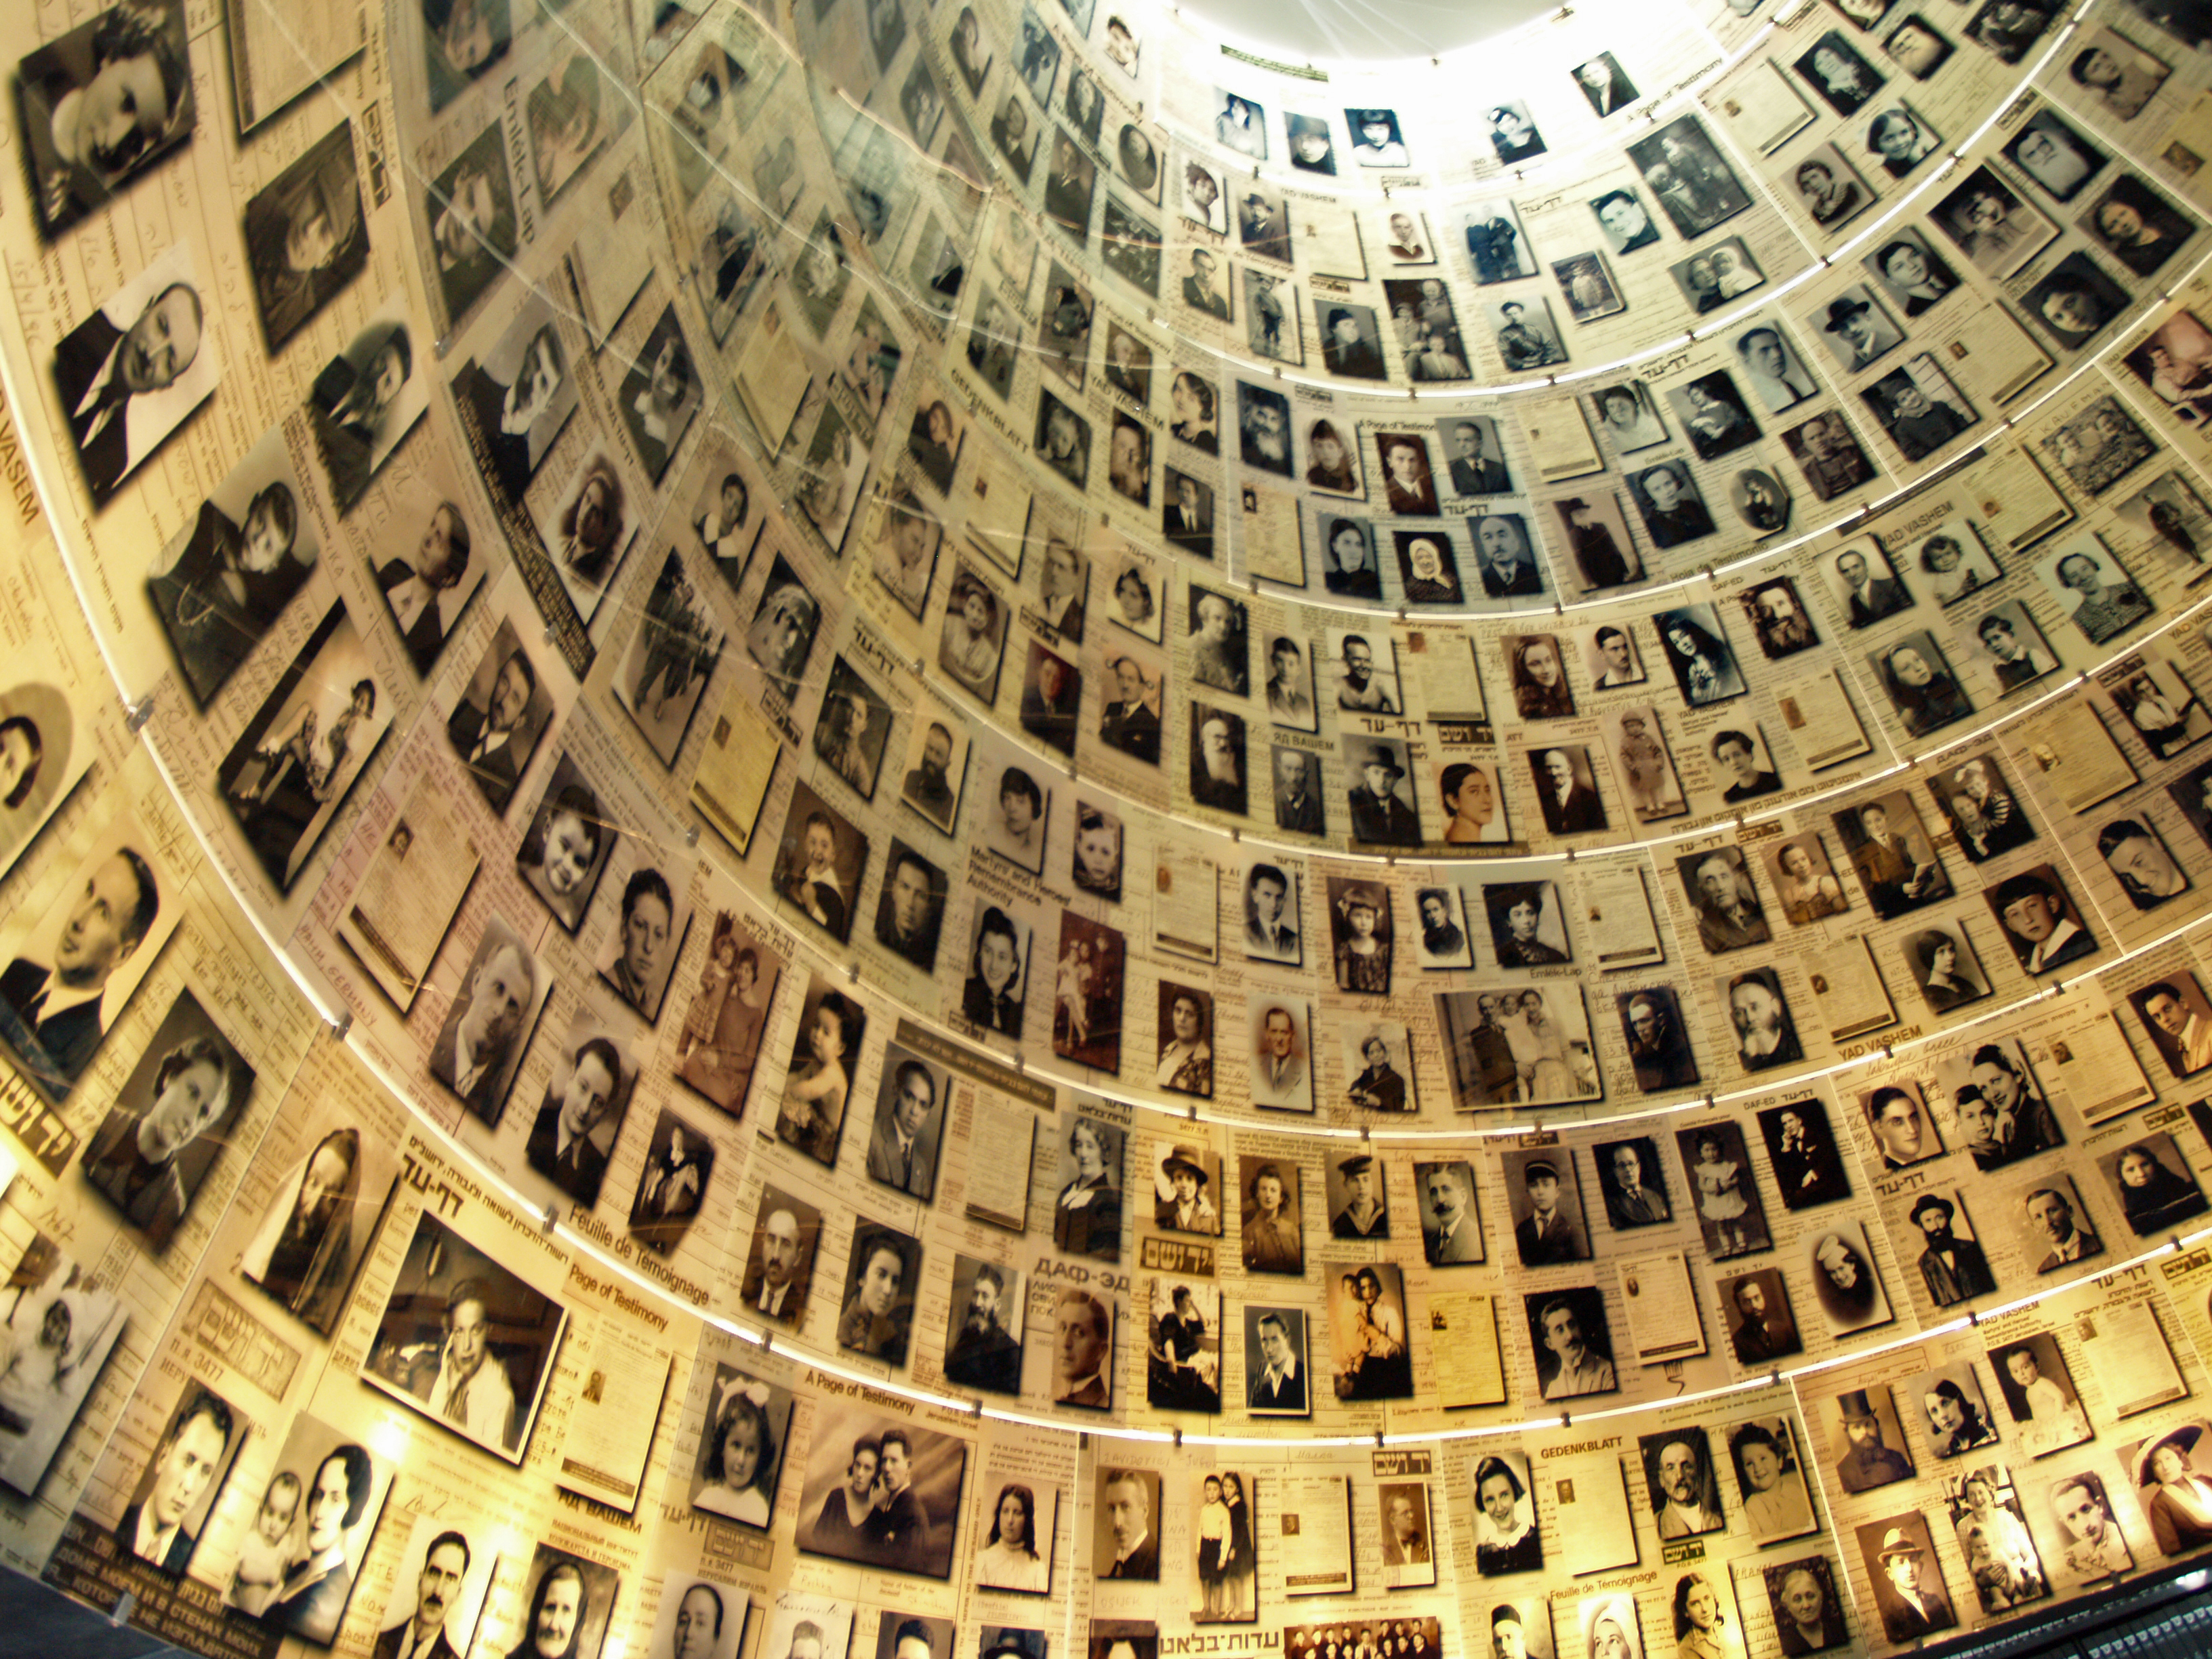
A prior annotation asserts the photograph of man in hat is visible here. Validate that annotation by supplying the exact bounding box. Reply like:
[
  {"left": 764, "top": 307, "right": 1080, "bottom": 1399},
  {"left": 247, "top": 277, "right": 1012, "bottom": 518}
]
[
  {"left": 1237, "top": 188, "right": 1292, "bottom": 264},
  {"left": 1510, "top": 1151, "right": 1590, "bottom": 1266},
  {"left": 1154, "top": 1145, "right": 1220, "bottom": 1235},
  {"left": 1816, "top": 290, "right": 1904, "bottom": 369},
  {"left": 1833, "top": 1390, "right": 1914, "bottom": 1492},
  {"left": 1861, "top": 1517, "right": 1956, "bottom": 1641},
  {"left": 1330, "top": 1152, "right": 1388, "bottom": 1238},
  {"left": 1909, "top": 1192, "right": 1995, "bottom": 1306},
  {"left": 1345, "top": 741, "right": 1421, "bottom": 845}
]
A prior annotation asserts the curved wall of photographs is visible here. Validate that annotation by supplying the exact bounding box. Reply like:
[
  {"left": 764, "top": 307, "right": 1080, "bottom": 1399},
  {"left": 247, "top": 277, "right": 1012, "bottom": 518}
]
[{"left": 22, "top": 0, "right": 2212, "bottom": 1656}]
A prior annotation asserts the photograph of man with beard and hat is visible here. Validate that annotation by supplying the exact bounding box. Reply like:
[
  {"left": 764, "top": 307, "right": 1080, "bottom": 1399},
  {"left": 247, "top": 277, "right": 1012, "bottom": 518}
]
[
  {"left": 361, "top": 1210, "right": 567, "bottom": 1462},
  {"left": 81, "top": 989, "right": 251, "bottom": 1250},
  {"left": 941, "top": 1256, "right": 1024, "bottom": 1395},
  {"left": 500, "top": 1547, "right": 619, "bottom": 1659},
  {"left": 243, "top": 1122, "right": 392, "bottom": 1334}
]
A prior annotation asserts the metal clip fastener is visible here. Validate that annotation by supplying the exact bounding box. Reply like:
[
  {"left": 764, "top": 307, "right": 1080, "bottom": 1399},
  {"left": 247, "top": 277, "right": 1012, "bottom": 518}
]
[
  {"left": 541, "top": 1204, "right": 558, "bottom": 1233},
  {"left": 327, "top": 1011, "right": 353, "bottom": 1042},
  {"left": 123, "top": 695, "right": 155, "bottom": 735}
]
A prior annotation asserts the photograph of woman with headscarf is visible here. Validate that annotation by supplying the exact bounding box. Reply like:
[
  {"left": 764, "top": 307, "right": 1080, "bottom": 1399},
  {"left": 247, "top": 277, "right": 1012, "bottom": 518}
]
[{"left": 243, "top": 1124, "right": 392, "bottom": 1334}]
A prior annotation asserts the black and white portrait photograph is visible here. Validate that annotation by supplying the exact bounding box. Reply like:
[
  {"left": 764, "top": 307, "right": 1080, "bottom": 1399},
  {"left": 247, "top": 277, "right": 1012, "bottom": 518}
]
[
  {"left": 363, "top": 1509, "right": 495, "bottom": 1659},
  {"left": 774, "top": 781, "right": 870, "bottom": 948},
  {"left": 942, "top": 1256, "right": 1024, "bottom": 1396},
  {"left": 1524, "top": 1286, "right": 1616, "bottom": 1402},
  {"left": 446, "top": 621, "right": 553, "bottom": 819},
  {"left": 516, "top": 755, "right": 611, "bottom": 934},
  {"left": 524, "top": 1009, "right": 638, "bottom": 1210},
  {"left": 739, "top": 1186, "right": 819, "bottom": 1325},
  {"left": 1147, "top": 1279, "right": 1221, "bottom": 1415},
  {"left": 20, "top": 0, "right": 197, "bottom": 237},
  {"left": 1640, "top": 1426, "right": 1726, "bottom": 1539},
  {"left": 77, "top": 986, "right": 248, "bottom": 1253},
  {"left": 2025, "top": 251, "right": 2133, "bottom": 352},
  {"left": 1487, "top": 102, "right": 1547, "bottom": 164},
  {"left": 1720, "top": 1269, "right": 1802, "bottom": 1368},
  {"left": 974, "top": 1462, "right": 1057, "bottom": 1593},
  {"left": 493, "top": 1545, "right": 620, "bottom": 1659},
  {"left": 673, "top": 916, "right": 782, "bottom": 1120},
  {"left": 243, "top": 119, "right": 367, "bottom": 352},
  {"left": 969, "top": 754, "right": 1050, "bottom": 876},
  {"left": 1666, "top": 371, "right": 1761, "bottom": 461},
  {"left": 837, "top": 1219, "right": 920, "bottom": 1366},
  {"left": 1722, "top": 966, "right": 1802, "bottom": 1075},
  {"left": 0, "top": 1229, "right": 123, "bottom": 1497},
  {"left": 226, "top": 1410, "right": 391, "bottom": 1643},
  {"left": 795, "top": 1408, "right": 966, "bottom": 1577},
  {"left": 1243, "top": 1306, "right": 1309, "bottom": 1416},
  {"left": 1465, "top": 199, "right": 1539, "bottom": 281},
  {"left": 54, "top": 240, "right": 219, "bottom": 507},
  {"left": 426, "top": 912, "right": 544, "bottom": 1126},
  {"left": 626, "top": 1105, "right": 714, "bottom": 1260},
  {"left": 1488, "top": 295, "right": 1567, "bottom": 373},
  {"left": 1672, "top": 240, "right": 1766, "bottom": 314},
  {"left": 1472, "top": 1452, "right": 1542, "bottom": 1574},
  {"left": 218, "top": 606, "right": 390, "bottom": 897},
  {"left": 114, "top": 1378, "right": 244, "bottom": 1577},
  {"left": 694, "top": 1362, "right": 800, "bottom": 1530},
  {"left": 1805, "top": 1219, "right": 1893, "bottom": 1336},
  {"left": 1248, "top": 996, "right": 1313, "bottom": 1113},
  {"left": 593, "top": 848, "right": 691, "bottom": 1025},
  {"left": 423, "top": 119, "right": 518, "bottom": 325},
  {"left": 372, "top": 471, "right": 480, "bottom": 679},
  {"left": 1756, "top": 1099, "right": 1852, "bottom": 1211},
  {"left": 1763, "top": 1555, "right": 1847, "bottom": 1654},
  {"left": 361, "top": 1210, "right": 567, "bottom": 1464},
  {"left": 242, "top": 1115, "right": 394, "bottom": 1336},
  {"left": 1328, "top": 1263, "right": 1412, "bottom": 1401},
  {"left": 1675, "top": 1120, "right": 1772, "bottom": 1258},
  {"left": 1626, "top": 117, "right": 1753, "bottom": 234},
  {"left": 1906, "top": 1363, "right": 2003, "bottom": 1462},
  {"left": 1942, "top": 1467, "right": 2050, "bottom": 1614},
  {"left": 1619, "top": 987, "right": 1700, "bottom": 1093},
  {"left": 776, "top": 974, "right": 866, "bottom": 1167}
]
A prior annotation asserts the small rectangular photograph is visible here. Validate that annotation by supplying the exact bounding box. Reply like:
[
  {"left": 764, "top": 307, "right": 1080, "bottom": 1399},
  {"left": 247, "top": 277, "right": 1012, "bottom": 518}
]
[
  {"left": 114, "top": 1379, "right": 245, "bottom": 1577},
  {"left": 1934, "top": 165, "right": 2057, "bottom": 278},
  {"left": 2011, "top": 1172, "right": 2105, "bottom": 1274},
  {"left": 1244, "top": 1306, "right": 1309, "bottom": 1415},
  {"left": 1147, "top": 1279, "right": 1221, "bottom": 1416},
  {"left": 1790, "top": 144, "right": 1876, "bottom": 232},
  {"left": 538, "top": 449, "right": 636, "bottom": 628},
  {"left": 672, "top": 916, "right": 782, "bottom": 1118},
  {"left": 1907, "top": 1361, "right": 2004, "bottom": 1460},
  {"left": 224, "top": 1411, "right": 392, "bottom": 1642},
  {"left": 1863, "top": 355, "right": 1978, "bottom": 463},
  {"left": 1640, "top": 1426, "right": 1727, "bottom": 1538},
  {"left": 1488, "top": 294, "right": 1568, "bottom": 372},
  {"left": 1721, "top": 1267, "right": 1803, "bottom": 1366},
  {"left": 1944, "top": 1465, "right": 2051, "bottom": 1613},
  {"left": 523, "top": 1008, "right": 639, "bottom": 1210},
  {"left": 80, "top": 985, "right": 251, "bottom": 1250},
  {"left": 740, "top": 1187, "right": 819, "bottom": 1325},
  {"left": 2026, "top": 250, "right": 2133, "bottom": 354},
  {"left": 1988, "top": 1334, "right": 2093, "bottom": 1457},
  {"left": 242, "top": 1113, "right": 396, "bottom": 1335},
  {"left": 1624, "top": 116, "right": 1752, "bottom": 234},
  {"left": 1805, "top": 1220, "right": 1893, "bottom": 1336},
  {"left": 359, "top": 1210, "right": 567, "bottom": 1464},
  {"left": 0, "top": 1230, "right": 123, "bottom": 1497},
  {"left": 445, "top": 621, "right": 554, "bottom": 819},
  {"left": 626, "top": 1107, "right": 714, "bottom": 1258},
  {"left": 942, "top": 1255, "right": 1023, "bottom": 1395},
  {"left": 243, "top": 120, "right": 368, "bottom": 353},
  {"left": 773, "top": 781, "right": 869, "bottom": 945},
  {"left": 1675, "top": 1121, "right": 1773, "bottom": 1258},
  {"left": 361, "top": 1511, "right": 495, "bottom": 1659},
  {"left": 594, "top": 846, "right": 692, "bottom": 1025},
  {"left": 776, "top": 974, "right": 867, "bottom": 1166},
  {"left": 1465, "top": 200, "right": 1540, "bottom": 282},
  {"left": 837, "top": 1219, "right": 920, "bottom": 1366},
  {"left": 56, "top": 241, "right": 221, "bottom": 507},
  {"left": 1052, "top": 911, "right": 1124, "bottom": 1074},
  {"left": 1248, "top": 996, "right": 1315, "bottom": 1113},
  {"left": 1552, "top": 252, "right": 1623, "bottom": 323},
  {"left": 218, "top": 604, "right": 390, "bottom": 897},
  {"left": 1629, "top": 459, "right": 1717, "bottom": 548},
  {"left": 1525, "top": 1286, "right": 1616, "bottom": 1402},
  {"left": 1762, "top": 1556, "right": 1847, "bottom": 1653},
  {"left": 1329, "top": 1263, "right": 1412, "bottom": 1401}
]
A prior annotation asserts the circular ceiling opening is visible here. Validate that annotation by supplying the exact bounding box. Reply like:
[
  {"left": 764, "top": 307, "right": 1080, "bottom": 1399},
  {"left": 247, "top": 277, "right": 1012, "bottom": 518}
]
[{"left": 1174, "top": 0, "right": 1561, "bottom": 66}]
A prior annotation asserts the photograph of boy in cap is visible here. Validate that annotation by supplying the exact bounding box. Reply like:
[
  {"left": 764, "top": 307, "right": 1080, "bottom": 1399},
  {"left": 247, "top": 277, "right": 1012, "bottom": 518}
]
[
  {"left": 1329, "top": 1151, "right": 1388, "bottom": 1237},
  {"left": 1507, "top": 1149, "right": 1591, "bottom": 1266}
]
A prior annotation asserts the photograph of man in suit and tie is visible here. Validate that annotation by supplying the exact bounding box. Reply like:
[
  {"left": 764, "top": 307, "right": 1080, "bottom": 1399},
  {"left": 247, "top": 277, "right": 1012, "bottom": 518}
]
[
  {"left": 1243, "top": 1307, "right": 1309, "bottom": 1415},
  {"left": 375, "top": 491, "right": 478, "bottom": 675},
  {"left": 866, "top": 1049, "right": 945, "bottom": 1201},
  {"left": 52, "top": 244, "right": 217, "bottom": 504},
  {"left": 1417, "top": 1160, "right": 1482, "bottom": 1265},
  {"left": 115, "top": 1381, "right": 239, "bottom": 1575},
  {"left": 446, "top": 625, "right": 552, "bottom": 818},
  {"left": 369, "top": 1516, "right": 485, "bottom": 1659},
  {"left": 740, "top": 1189, "right": 819, "bottom": 1323},
  {"left": 428, "top": 916, "right": 540, "bottom": 1123},
  {"left": 524, "top": 1019, "right": 634, "bottom": 1209}
]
